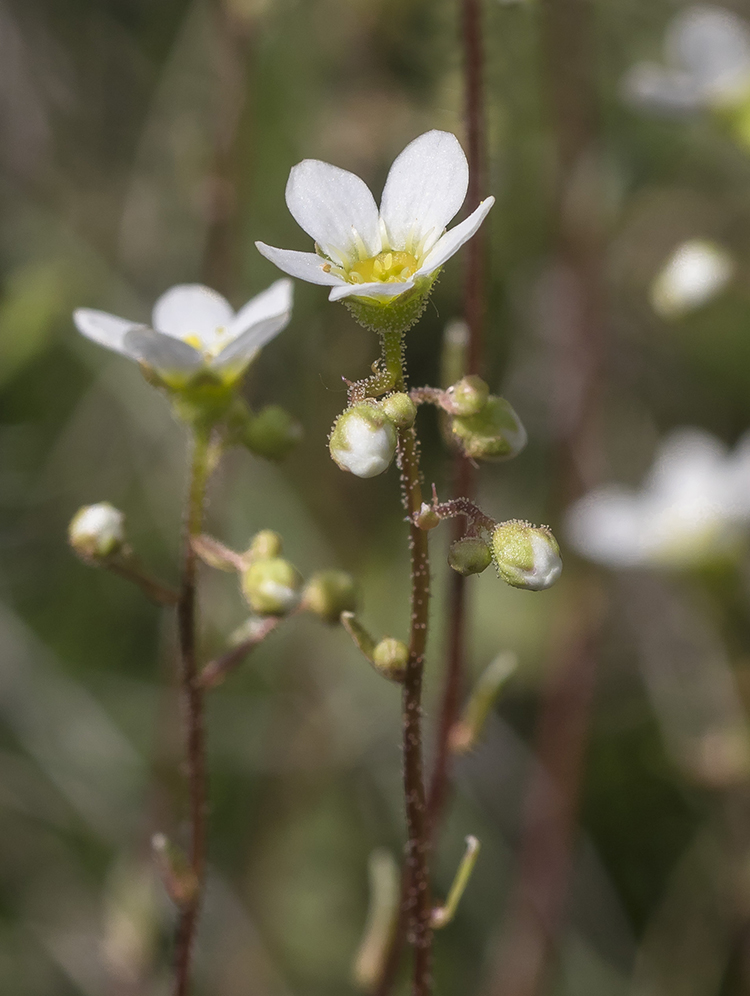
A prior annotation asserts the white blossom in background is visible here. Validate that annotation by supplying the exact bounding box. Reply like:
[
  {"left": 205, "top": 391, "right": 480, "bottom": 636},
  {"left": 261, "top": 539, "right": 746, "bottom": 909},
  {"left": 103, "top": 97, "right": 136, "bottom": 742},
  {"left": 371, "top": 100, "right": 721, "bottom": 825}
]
[
  {"left": 74, "top": 280, "right": 293, "bottom": 388},
  {"left": 69, "top": 503, "right": 125, "bottom": 559},
  {"left": 565, "top": 429, "right": 750, "bottom": 569},
  {"left": 621, "top": 5, "right": 750, "bottom": 116},
  {"left": 256, "top": 130, "right": 494, "bottom": 304},
  {"left": 650, "top": 239, "right": 734, "bottom": 318}
]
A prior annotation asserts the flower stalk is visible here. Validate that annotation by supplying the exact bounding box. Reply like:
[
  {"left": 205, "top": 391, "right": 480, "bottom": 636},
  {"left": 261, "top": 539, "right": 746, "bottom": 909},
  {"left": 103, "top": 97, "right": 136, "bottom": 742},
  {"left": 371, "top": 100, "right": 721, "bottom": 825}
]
[{"left": 173, "top": 428, "right": 212, "bottom": 996}]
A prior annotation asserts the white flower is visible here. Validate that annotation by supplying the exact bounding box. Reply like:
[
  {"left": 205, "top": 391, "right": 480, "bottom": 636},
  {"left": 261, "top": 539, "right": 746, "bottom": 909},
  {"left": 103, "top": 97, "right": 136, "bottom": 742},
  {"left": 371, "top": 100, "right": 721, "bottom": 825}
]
[
  {"left": 651, "top": 239, "right": 734, "bottom": 318},
  {"left": 622, "top": 5, "right": 750, "bottom": 115},
  {"left": 69, "top": 502, "right": 125, "bottom": 559},
  {"left": 565, "top": 428, "right": 750, "bottom": 569},
  {"left": 74, "top": 280, "right": 293, "bottom": 388},
  {"left": 255, "top": 130, "right": 494, "bottom": 304},
  {"left": 329, "top": 403, "right": 398, "bottom": 478}
]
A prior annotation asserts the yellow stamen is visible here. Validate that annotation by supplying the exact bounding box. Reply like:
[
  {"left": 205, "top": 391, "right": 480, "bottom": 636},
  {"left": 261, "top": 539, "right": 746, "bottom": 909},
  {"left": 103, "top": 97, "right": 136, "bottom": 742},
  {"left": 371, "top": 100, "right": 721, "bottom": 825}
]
[
  {"left": 183, "top": 334, "right": 203, "bottom": 350},
  {"left": 348, "top": 250, "right": 418, "bottom": 286}
]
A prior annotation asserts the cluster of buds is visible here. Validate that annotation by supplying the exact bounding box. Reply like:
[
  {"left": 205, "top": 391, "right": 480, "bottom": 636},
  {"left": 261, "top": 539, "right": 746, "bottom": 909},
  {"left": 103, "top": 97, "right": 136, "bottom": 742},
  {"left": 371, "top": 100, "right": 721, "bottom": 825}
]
[
  {"left": 329, "top": 392, "right": 416, "bottom": 478},
  {"left": 441, "top": 376, "right": 527, "bottom": 462},
  {"left": 193, "top": 529, "right": 357, "bottom": 622}
]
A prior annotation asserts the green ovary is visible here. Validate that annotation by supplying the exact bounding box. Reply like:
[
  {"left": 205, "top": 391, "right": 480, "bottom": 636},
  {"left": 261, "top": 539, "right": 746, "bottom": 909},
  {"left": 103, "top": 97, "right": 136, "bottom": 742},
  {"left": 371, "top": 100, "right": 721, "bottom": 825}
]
[{"left": 347, "top": 251, "right": 418, "bottom": 285}]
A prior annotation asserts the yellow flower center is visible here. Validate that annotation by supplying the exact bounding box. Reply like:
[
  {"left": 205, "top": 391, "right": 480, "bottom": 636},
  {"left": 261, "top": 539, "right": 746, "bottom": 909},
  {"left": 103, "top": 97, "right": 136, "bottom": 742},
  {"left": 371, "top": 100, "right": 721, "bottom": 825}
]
[{"left": 347, "top": 251, "right": 418, "bottom": 285}]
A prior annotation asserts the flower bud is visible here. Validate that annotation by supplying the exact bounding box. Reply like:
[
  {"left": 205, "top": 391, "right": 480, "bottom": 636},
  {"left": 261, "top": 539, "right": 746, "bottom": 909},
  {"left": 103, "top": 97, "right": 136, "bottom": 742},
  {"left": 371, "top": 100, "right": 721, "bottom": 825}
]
[
  {"left": 491, "top": 520, "right": 562, "bottom": 591},
  {"left": 329, "top": 402, "right": 397, "bottom": 478},
  {"left": 451, "top": 396, "right": 527, "bottom": 461},
  {"left": 415, "top": 501, "right": 440, "bottom": 530},
  {"left": 380, "top": 392, "right": 417, "bottom": 429},
  {"left": 69, "top": 502, "right": 125, "bottom": 559},
  {"left": 244, "top": 405, "right": 302, "bottom": 461},
  {"left": 246, "top": 529, "right": 283, "bottom": 561},
  {"left": 302, "top": 569, "right": 358, "bottom": 624},
  {"left": 448, "top": 536, "right": 492, "bottom": 576},
  {"left": 444, "top": 375, "right": 489, "bottom": 417},
  {"left": 241, "top": 557, "right": 303, "bottom": 615},
  {"left": 372, "top": 637, "right": 409, "bottom": 676}
]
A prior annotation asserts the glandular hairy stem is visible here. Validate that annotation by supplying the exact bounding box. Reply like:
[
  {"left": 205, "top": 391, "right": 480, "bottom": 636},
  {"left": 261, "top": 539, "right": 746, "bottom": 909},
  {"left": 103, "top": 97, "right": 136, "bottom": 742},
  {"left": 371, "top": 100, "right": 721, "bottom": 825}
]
[
  {"left": 390, "top": 331, "right": 434, "bottom": 996},
  {"left": 173, "top": 429, "right": 212, "bottom": 996}
]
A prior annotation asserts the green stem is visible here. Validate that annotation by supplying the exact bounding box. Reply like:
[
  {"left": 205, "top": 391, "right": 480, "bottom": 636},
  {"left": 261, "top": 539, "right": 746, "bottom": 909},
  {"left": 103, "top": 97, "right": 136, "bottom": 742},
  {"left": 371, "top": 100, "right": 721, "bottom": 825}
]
[
  {"left": 389, "top": 330, "right": 434, "bottom": 996},
  {"left": 173, "top": 428, "right": 212, "bottom": 996}
]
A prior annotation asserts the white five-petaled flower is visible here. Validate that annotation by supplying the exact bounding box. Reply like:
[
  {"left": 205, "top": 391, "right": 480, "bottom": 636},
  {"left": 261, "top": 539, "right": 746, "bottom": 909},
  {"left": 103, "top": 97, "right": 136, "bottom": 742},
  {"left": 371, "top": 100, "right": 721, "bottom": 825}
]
[
  {"left": 255, "top": 130, "right": 494, "bottom": 304},
  {"left": 622, "top": 5, "right": 750, "bottom": 116},
  {"left": 565, "top": 428, "right": 750, "bottom": 569},
  {"left": 74, "top": 280, "right": 293, "bottom": 388}
]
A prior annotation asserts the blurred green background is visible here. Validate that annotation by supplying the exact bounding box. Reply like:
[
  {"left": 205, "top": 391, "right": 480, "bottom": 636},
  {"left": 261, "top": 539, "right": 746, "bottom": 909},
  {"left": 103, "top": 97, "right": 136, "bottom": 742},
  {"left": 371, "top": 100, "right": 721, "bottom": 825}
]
[{"left": 6, "top": 0, "right": 750, "bottom": 994}]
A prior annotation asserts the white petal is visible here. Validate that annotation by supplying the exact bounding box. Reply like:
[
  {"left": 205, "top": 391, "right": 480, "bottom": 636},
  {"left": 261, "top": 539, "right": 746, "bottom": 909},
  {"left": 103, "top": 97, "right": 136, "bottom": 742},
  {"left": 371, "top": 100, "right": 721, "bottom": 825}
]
[
  {"left": 227, "top": 279, "right": 293, "bottom": 339},
  {"left": 152, "top": 284, "right": 234, "bottom": 341},
  {"left": 123, "top": 327, "right": 203, "bottom": 376},
  {"left": 380, "top": 131, "right": 469, "bottom": 255},
  {"left": 285, "top": 160, "right": 380, "bottom": 263},
  {"left": 211, "top": 313, "right": 291, "bottom": 374},
  {"left": 255, "top": 243, "right": 343, "bottom": 285},
  {"left": 416, "top": 197, "right": 494, "bottom": 275},
  {"left": 620, "top": 62, "right": 704, "bottom": 115},
  {"left": 73, "top": 308, "right": 137, "bottom": 356},
  {"left": 564, "top": 487, "right": 647, "bottom": 568},
  {"left": 666, "top": 6, "right": 750, "bottom": 102},
  {"left": 328, "top": 278, "right": 415, "bottom": 303}
]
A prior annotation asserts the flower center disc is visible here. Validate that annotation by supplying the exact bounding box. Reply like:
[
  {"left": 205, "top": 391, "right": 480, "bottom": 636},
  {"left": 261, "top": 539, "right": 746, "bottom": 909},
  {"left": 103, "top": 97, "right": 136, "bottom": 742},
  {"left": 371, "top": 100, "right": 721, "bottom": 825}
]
[{"left": 348, "top": 251, "right": 418, "bottom": 285}]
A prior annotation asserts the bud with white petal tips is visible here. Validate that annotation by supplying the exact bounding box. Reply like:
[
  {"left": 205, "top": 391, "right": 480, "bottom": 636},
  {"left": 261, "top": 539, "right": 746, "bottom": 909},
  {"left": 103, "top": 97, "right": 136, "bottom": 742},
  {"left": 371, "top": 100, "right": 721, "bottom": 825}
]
[
  {"left": 329, "top": 402, "right": 397, "bottom": 478},
  {"left": 491, "top": 520, "right": 562, "bottom": 591},
  {"left": 451, "top": 396, "right": 527, "bottom": 461},
  {"left": 69, "top": 503, "right": 125, "bottom": 560},
  {"left": 241, "top": 557, "right": 303, "bottom": 615}
]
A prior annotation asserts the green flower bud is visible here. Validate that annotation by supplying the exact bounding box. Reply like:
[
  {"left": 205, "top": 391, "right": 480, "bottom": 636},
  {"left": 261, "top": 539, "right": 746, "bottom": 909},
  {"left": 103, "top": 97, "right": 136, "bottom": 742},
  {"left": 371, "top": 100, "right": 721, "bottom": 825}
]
[
  {"left": 414, "top": 501, "right": 440, "bottom": 530},
  {"left": 380, "top": 392, "right": 417, "bottom": 429},
  {"left": 451, "top": 396, "right": 527, "bottom": 461},
  {"left": 241, "top": 557, "right": 303, "bottom": 615},
  {"left": 448, "top": 536, "right": 492, "bottom": 576},
  {"left": 244, "top": 405, "right": 302, "bottom": 461},
  {"left": 372, "top": 637, "right": 409, "bottom": 676},
  {"left": 69, "top": 503, "right": 125, "bottom": 559},
  {"left": 329, "top": 402, "right": 398, "bottom": 478},
  {"left": 302, "top": 569, "right": 358, "bottom": 624},
  {"left": 491, "top": 520, "right": 562, "bottom": 591},
  {"left": 246, "top": 529, "right": 283, "bottom": 561},
  {"left": 444, "top": 375, "right": 489, "bottom": 417}
]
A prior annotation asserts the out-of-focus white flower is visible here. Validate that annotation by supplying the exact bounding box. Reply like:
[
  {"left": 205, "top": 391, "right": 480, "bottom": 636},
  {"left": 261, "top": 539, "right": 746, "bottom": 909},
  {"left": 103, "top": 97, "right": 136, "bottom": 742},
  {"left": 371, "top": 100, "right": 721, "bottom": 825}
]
[
  {"left": 256, "top": 130, "right": 494, "bottom": 306},
  {"left": 74, "top": 280, "right": 292, "bottom": 389},
  {"left": 565, "top": 428, "right": 750, "bottom": 568},
  {"left": 622, "top": 5, "right": 750, "bottom": 115},
  {"left": 650, "top": 239, "right": 734, "bottom": 317},
  {"left": 69, "top": 503, "right": 125, "bottom": 559}
]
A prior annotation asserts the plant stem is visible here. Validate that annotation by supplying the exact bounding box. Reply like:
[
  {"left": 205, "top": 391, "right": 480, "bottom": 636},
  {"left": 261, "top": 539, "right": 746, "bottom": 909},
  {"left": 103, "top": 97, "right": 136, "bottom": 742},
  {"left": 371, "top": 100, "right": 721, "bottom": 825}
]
[
  {"left": 389, "top": 331, "right": 433, "bottom": 996},
  {"left": 173, "top": 429, "right": 212, "bottom": 996}
]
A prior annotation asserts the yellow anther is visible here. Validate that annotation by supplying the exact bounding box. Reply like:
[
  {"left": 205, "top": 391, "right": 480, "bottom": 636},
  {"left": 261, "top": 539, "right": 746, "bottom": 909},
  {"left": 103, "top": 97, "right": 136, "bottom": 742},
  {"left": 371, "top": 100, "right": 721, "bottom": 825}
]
[
  {"left": 183, "top": 334, "right": 203, "bottom": 350},
  {"left": 348, "top": 250, "right": 419, "bottom": 286},
  {"left": 322, "top": 263, "right": 332, "bottom": 273}
]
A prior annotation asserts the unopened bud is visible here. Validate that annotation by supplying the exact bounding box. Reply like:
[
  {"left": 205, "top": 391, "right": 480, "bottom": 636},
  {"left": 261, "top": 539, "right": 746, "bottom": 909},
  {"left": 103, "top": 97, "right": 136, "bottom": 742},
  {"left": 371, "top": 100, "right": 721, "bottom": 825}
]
[
  {"left": 444, "top": 375, "right": 489, "bottom": 417},
  {"left": 244, "top": 405, "right": 302, "bottom": 461},
  {"left": 491, "top": 520, "right": 562, "bottom": 591},
  {"left": 451, "top": 396, "right": 527, "bottom": 461},
  {"left": 246, "top": 529, "right": 282, "bottom": 561},
  {"left": 302, "top": 569, "right": 358, "bottom": 624},
  {"left": 241, "top": 557, "right": 303, "bottom": 615},
  {"left": 69, "top": 503, "right": 125, "bottom": 559},
  {"left": 415, "top": 501, "right": 440, "bottom": 530},
  {"left": 448, "top": 536, "right": 492, "bottom": 576},
  {"left": 380, "top": 392, "right": 417, "bottom": 429},
  {"left": 372, "top": 637, "right": 409, "bottom": 676},
  {"left": 329, "top": 402, "right": 397, "bottom": 478}
]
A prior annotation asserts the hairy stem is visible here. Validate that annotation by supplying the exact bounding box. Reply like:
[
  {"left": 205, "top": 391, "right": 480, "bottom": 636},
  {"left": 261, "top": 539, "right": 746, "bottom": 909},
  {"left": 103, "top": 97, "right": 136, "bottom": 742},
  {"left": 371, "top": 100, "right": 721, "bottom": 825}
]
[
  {"left": 173, "top": 430, "right": 212, "bottom": 996},
  {"left": 388, "top": 331, "right": 433, "bottom": 996}
]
